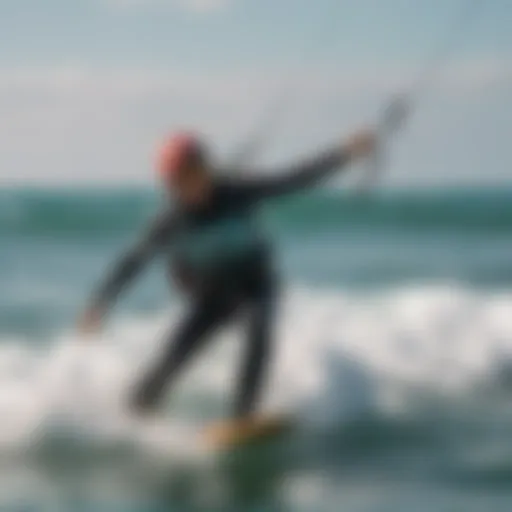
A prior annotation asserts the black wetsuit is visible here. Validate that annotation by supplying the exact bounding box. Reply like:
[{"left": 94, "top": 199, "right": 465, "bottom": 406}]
[{"left": 90, "top": 146, "right": 351, "bottom": 418}]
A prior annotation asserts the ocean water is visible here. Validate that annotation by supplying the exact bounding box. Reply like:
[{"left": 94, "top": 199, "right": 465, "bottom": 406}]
[{"left": 2, "top": 186, "right": 512, "bottom": 511}]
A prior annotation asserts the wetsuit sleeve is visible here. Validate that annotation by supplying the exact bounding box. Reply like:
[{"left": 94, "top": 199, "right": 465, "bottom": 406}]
[
  {"left": 234, "top": 146, "right": 352, "bottom": 201},
  {"left": 90, "top": 211, "right": 174, "bottom": 311}
]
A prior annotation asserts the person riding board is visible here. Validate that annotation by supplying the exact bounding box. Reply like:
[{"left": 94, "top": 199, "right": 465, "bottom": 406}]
[{"left": 78, "top": 127, "right": 376, "bottom": 424}]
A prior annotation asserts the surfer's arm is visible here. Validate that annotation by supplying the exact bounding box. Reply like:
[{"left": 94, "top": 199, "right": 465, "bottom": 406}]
[
  {"left": 236, "top": 129, "right": 375, "bottom": 201},
  {"left": 85, "top": 211, "right": 173, "bottom": 315}
]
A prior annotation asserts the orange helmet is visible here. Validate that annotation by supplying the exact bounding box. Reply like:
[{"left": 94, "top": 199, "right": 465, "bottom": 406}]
[{"left": 156, "top": 131, "right": 206, "bottom": 183}]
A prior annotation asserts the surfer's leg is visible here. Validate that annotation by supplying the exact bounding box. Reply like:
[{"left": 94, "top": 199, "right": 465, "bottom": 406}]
[
  {"left": 130, "top": 294, "right": 237, "bottom": 415},
  {"left": 233, "top": 280, "right": 277, "bottom": 419}
]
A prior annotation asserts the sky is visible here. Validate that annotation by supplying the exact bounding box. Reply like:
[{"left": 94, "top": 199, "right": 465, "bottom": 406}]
[{"left": 0, "top": 0, "right": 511, "bottom": 188}]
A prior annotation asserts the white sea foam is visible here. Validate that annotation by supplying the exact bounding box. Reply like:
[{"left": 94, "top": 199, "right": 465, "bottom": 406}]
[{"left": 0, "top": 284, "right": 511, "bottom": 458}]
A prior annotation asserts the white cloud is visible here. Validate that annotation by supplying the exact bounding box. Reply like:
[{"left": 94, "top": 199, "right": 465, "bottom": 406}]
[
  {"left": 1, "top": 58, "right": 507, "bottom": 102},
  {"left": 180, "top": 0, "right": 230, "bottom": 13},
  {"left": 104, "top": 0, "right": 231, "bottom": 14},
  {"left": 0, "top": 59, "right": 510, "bottom": 186}
]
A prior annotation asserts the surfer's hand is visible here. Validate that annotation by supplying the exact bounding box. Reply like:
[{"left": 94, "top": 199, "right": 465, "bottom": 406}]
[
  {"left": 77, "top": 306, "right": 104, "bottom": 336},
  {"left": 343, "top": 129, "right": 376, "bottom": 160}
]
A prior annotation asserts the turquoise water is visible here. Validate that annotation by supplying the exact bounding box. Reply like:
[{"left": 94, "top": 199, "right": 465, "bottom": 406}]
[{"left": 2, "top": 186, "right": 512, "bottom": 511}]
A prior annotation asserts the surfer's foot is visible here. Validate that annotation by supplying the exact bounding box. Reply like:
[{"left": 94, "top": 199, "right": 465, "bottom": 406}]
[
  {"left": 202, "top": 413, "right": 291, "bottom": 449},
  {"left": 130, "top": 403, "right": 155, "bottom": 419},
  {"left": 204, "top": 415, "right": 253, "bottom": 437},
  {"left": 128, "top": 385, "right": 160, "bottom": 418},
  {"left": 233, "top": 415, "right": 254, "bottom": 427}
]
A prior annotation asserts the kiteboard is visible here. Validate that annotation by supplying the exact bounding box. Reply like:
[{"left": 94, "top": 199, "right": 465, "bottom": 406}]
[{"left": 201, "top": 413, "right": 294, "bottom": 451}]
